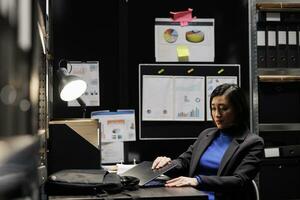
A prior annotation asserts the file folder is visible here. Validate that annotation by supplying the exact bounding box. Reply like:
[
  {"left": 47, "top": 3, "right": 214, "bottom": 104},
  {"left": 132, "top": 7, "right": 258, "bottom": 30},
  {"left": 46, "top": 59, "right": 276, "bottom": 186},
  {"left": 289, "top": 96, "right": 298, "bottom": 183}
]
[
  {"left": 298, "top": 26, "right": 300, "bottom": 67},
  {"left": 282, "top": 12, "right": 300, "bottom": 23},
  {"left": 257, "top": 23, "right": 267, "bottom": 68},
  {"left": 258, "top": 12, "right": 266, "bottom": 22},
  {"left": 266, "top": 25, "right": 277, "bottom": 68},
  {"left": 277, "top": 24, "right": 288, "bottom": 68},
  {"left": 287, "top": 25, "right": 298, "bottom": 68}
]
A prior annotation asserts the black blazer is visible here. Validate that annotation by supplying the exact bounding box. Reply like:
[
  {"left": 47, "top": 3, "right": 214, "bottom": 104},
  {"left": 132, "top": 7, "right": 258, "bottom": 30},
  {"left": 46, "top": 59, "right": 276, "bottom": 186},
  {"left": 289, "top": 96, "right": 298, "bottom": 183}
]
[{"left": 171, "top": 127, "right": 264, "bottom": 200}]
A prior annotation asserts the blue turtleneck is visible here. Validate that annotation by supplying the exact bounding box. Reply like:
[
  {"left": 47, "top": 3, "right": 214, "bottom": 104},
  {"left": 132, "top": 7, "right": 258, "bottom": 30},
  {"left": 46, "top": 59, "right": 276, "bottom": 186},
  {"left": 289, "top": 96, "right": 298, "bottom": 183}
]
[{"left": 195, "top": 131, "right": 233, "bottom": 200}]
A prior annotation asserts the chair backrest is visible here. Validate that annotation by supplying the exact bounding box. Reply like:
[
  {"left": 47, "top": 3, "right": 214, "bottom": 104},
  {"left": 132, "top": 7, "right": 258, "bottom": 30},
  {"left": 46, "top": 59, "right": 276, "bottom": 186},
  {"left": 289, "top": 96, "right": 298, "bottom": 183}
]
[{"left": 252, "top": 180, "right": 260, "bottom": 200}]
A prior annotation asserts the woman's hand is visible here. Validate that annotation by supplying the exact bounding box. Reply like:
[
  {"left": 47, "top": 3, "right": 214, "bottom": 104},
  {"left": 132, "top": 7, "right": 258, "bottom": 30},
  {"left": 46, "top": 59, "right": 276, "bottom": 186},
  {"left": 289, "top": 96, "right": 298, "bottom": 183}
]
[
  {"left": 152, "top": 156, "right": 171, "bottom": 169},
  {"left": 165, "top": 176, "right": 199, "bottom": 187}
]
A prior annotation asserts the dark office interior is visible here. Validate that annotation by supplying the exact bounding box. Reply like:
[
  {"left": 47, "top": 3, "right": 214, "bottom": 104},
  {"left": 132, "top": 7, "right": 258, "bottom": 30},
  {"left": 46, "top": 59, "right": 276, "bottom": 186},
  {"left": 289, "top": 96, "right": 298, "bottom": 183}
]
[{"left": 1, "top": 0, "right": 300, "bottom": 199}]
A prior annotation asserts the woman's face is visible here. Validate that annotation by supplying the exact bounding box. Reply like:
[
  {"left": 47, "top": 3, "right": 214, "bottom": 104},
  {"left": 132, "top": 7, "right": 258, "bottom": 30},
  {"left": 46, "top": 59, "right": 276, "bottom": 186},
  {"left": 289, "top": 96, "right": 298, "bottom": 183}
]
[{"left": 211, "top": 95, "right": 236, "bottom": 129}]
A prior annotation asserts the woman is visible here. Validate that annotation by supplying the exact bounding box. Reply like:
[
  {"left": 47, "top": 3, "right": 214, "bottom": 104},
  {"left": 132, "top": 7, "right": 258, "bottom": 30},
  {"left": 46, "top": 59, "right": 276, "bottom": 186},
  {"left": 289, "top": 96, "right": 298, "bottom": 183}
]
[{"left": 152, "top": 83, "right": 264, "bottom": 200}]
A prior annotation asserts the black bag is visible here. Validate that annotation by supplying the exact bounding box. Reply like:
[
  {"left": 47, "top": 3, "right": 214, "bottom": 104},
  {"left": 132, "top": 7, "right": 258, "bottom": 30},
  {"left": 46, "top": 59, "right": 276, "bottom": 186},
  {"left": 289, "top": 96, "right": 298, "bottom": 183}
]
[{"left": 45, "top": 169, "right": 139, "bottom": 196}]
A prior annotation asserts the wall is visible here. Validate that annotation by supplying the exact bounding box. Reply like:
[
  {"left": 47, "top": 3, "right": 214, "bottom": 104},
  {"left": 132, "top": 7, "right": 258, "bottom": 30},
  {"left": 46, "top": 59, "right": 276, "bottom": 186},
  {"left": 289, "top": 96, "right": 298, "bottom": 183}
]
[{"left": 51, "top": 0, "right": 250, "bottom": 162}]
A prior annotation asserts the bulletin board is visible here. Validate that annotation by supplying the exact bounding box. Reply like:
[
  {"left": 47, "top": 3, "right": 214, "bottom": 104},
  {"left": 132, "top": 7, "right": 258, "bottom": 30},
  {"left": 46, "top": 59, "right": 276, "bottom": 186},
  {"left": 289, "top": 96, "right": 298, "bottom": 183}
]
[{"left": 139, "top": 63, "right": 240, "bottom": 140}]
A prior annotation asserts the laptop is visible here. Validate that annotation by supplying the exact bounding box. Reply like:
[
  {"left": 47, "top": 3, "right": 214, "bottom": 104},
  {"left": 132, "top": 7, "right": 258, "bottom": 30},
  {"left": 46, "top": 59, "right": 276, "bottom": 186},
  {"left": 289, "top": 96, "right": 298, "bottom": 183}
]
[{"left": 119, "top": 161, "right": 177, "bottom": 187}]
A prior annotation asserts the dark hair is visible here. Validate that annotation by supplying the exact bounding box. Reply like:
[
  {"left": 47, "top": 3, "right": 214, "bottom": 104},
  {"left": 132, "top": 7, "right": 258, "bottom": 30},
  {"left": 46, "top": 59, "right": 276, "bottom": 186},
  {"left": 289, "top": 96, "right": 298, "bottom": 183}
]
[{"left": 210, "top": 83, "right": 249, "bottom": 128}]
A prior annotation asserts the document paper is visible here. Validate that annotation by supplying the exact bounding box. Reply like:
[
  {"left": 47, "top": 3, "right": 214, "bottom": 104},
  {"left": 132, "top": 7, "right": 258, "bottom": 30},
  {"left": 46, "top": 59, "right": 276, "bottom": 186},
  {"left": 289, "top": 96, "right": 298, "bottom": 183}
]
[
  {"left": 142, "top": 76, "right": 174, "bottom": 121},
  {"left": 174, "top": 76, "right": 205, "bottom": 121},
  {"left": 155, "top": 18, "right": 215, "bottom": 62},
  {"left": 101, "top": 141, "right": 124, "bottom": 164},
  {"left": 67, "top": 61, "right": 100, "bottom": 106},
  {"left": 91, "top": 110, "right": 136, "bottom": 142},
  {"left": 142, "top": 75, "right": 205, "bottom": 121}
]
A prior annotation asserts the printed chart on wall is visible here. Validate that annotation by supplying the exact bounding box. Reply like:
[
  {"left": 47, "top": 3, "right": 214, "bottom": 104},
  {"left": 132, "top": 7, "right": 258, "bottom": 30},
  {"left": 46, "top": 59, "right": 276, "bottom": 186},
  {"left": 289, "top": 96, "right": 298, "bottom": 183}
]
[
  {"left": 67, "top": 61, "right": 100, "bottom": 107},
  {"left": 142, "top": 75, "right": 205, "bottom": 121},
  {"left": 174, "top": 76, "right": 205, "bottom": 121},
  {"left": 142, "top": 76, "right": 174, "bottom": 121},
  {"left": 155, "top": 18, "right": 215, "bottom": 62},
  {"left": 206, "top": 76, "right": 238, "bottom": 120},
  {"left": 139, "top": 64, "right": 240, "bottom": 139}
]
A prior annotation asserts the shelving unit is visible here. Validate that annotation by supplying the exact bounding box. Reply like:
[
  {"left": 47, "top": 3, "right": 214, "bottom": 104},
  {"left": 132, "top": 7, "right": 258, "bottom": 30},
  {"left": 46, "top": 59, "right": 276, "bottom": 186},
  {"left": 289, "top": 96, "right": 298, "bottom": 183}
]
[
  {"left": 250, "top": 1, "right": 300, "bottom": 199},
  {"left": 251, "top": 0, "right": 300, "bottom": 135}
]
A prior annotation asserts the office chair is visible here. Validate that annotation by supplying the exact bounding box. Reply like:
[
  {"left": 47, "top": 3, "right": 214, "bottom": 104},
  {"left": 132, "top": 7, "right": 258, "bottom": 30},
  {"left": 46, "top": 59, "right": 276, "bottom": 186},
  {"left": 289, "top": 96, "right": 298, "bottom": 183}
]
[{"left": 251, "top": 180, "right": 260, "bottom": 200}]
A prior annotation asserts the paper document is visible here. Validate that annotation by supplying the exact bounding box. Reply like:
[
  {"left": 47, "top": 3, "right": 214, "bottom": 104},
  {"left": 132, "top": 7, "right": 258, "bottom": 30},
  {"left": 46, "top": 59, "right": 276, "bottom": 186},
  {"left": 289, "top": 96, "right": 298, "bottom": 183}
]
[
  {"left": 142, "top": 75, "right": 205, "bottom": 121},
  {"left": 91, "top": 110, "right": 136, "bottom": 142},
  {"left": 155, "top": 18, "right": 215, "bottom": 62},
  {"left": 101, "top": 142, "right": 124, "bottom": 164},
  {"left": 116, "top": 164, "right": 136, "bottom": 175},
  {"left": 67, "top": 61, "right": 100, "bottom": 106}
]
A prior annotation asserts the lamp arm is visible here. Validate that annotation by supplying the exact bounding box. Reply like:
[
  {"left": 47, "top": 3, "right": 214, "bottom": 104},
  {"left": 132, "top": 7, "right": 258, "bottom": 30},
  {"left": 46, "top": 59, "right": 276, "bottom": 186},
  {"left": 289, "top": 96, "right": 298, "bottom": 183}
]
[
  {"left": 76, "top": 97, "right": 87, "bottom": 118},
  {"left": 56, "top": 67, "right": 68, "bottom": 80}
]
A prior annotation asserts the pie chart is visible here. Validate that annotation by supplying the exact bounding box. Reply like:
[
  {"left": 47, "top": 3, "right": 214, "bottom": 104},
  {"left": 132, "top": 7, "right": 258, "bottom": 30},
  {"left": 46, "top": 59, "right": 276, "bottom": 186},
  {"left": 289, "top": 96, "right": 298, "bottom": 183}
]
[
  {"left": 163, "top": 28, "right": 178, "bottom": 43},
  {"left": 186, "top": 30, "right": 205, "bottom": 43}
]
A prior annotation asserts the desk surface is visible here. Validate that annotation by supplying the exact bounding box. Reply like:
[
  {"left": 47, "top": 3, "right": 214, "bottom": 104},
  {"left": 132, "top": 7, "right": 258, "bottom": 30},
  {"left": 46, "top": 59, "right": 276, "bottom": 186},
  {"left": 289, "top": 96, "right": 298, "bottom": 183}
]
[{"left": 49, "top": 187, "right": 208, "bottom": 200}]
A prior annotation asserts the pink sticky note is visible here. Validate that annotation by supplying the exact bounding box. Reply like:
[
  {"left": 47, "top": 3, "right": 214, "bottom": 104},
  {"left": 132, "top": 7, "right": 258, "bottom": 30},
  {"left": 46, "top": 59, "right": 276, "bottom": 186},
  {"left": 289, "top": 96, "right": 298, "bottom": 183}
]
[{"left": 170, "top": 8, "right": 194, "bottom": 26}]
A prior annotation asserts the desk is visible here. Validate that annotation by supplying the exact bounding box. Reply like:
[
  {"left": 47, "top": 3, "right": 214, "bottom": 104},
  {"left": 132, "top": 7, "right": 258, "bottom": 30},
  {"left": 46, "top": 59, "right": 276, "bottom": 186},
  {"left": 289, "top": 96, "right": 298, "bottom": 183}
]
[{"left": 49, "top": 187, "right": 208, "bottom": 200}]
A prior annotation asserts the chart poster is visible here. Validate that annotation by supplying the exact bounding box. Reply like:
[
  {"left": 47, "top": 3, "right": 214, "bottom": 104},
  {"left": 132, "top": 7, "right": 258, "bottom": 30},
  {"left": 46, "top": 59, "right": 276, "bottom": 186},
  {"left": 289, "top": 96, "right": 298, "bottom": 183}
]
[
  {"left": 142, "top": 75, "right": 174, "bottom": 121},
  {"left": 67, "top": 61, "right": 100, "bottom": 107},
  {"left": 155, "top": 18, "right": 215, "bottom": 62},
  {"left": 174, "top": 76, "right": 205, "bottom": 121}
]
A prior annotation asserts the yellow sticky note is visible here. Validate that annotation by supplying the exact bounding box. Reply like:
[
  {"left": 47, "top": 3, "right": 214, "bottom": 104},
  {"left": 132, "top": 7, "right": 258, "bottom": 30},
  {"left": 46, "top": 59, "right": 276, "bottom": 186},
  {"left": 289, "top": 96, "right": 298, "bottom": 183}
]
[{"left": 177, "top": 45, "right": 189, "bottom": 62}]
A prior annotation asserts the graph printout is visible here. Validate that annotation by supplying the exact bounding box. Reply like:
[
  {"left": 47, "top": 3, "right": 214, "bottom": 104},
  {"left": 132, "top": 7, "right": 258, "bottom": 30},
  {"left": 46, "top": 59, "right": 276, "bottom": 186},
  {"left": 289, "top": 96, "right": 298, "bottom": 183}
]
[
  {"left": 206, "top": 76, "right": 238, "bottom": 120},
  {"left": 91, "top": 110, "right": 136, "bottom": 142},
  {"left": 155, "top": 18, "right": 215, "bottom": 62},
  {"left": 174, "top": 76, "right": 205, "bottom": 121},
  {"left": 67, "top": 61, "right": 100, "bottom": 106},
  {"left": 142, "top": 76, "right": 173, "bottom": 121}
]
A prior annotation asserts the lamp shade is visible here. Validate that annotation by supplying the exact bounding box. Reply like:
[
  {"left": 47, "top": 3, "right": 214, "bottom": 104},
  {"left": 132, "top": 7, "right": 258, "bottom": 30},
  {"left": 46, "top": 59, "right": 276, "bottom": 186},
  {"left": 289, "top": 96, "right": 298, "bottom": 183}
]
[{"left": 57, "top": 68, "right": 87, "bottom": 101}]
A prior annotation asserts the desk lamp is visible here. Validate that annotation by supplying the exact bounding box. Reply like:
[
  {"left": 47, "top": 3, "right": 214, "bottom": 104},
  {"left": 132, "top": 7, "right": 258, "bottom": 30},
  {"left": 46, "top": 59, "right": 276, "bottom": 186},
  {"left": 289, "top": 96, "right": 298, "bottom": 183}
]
[{"left": 57, "top": 60, "right": 87, "bottom": 117}]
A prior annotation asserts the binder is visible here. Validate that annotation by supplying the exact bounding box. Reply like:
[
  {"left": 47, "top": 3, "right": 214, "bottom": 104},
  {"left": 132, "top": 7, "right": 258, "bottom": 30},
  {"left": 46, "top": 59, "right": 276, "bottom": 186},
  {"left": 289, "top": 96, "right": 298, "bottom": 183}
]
[
  {"left": 257, "top": 23, "right": 267, "bottom": 68},
  {"left": 298, "top": 26, "right": 300, "bottom": 68},
  {"left": 282, "top": 12, "right": 300, "bottom": 23},
  {"left": 258, "top": 12, "right": 266, "bottom": 22},
  {"left": 266, "top": 24, "right": 277, "bottom": 68},
  {"left": 287, "top": 25, "right": 298, "bottom": 68},
  {"left": 277, "top": 24, "right": 288, "bottom": 68}
]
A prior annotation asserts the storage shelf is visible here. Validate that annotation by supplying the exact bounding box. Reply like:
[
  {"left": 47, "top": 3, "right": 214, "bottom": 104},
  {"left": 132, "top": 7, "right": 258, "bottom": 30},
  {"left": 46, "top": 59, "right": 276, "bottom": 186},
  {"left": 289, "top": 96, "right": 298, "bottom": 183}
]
[
  {"left": 258, "top": 68, "right": 300, "bottom": 82},
  {"left": 259, "top": 75, "right": 300, "bottom": 82},
  {"left": 259, "top": 123, "right": 300, "bottom": 132},
  {"left": 258, "top": 68, "right": 300, "bottom": 75},
  {"left": 256, "top": 2, "right": 300, "bottom": 11}
]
